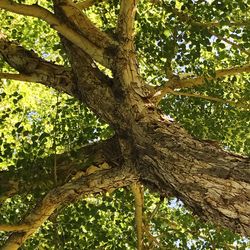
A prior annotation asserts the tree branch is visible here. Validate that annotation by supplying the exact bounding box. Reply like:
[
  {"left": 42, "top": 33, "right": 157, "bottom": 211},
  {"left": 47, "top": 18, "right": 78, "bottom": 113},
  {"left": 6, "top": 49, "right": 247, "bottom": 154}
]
[
  {"left": 131, "top": 182, "right": 144, "bottom": 250},
  {"left": 152, "top": 64, "right": 250, "bottom": 103},
  {"left": 153, "top": 87, "right": 250, "bottom": 109},
  {"left": 196, "top": 20, "right": 250, "bottom": 27},
  {"left": 1, "top": 167, "right": 137, "bottom": 250},
  {"left": 75, "top": 0, "right": 105, "bottom": 9},
  {"left": 0, "top": 224, "right": 30, "bottom": 232},
  {"left": 208, "top": 30, "right": 250, "bottom": 56},
  {"left": 156, "top": 64, "right": 250, "bottom": 94},
  {"left": 117, "top": 0, "right": 138, "bottom": 48},
  {"left": 0, "top": 73, "right": 35, "bottom": 82},
  {"left": 138, "top": 114, "right": 250, "bottom": 236},
  {"left": 176, "top": 17, "right": 250, "bottom": 28},
  {"left": 0, "top": 33, "right": 77, "bottom": 96},
  {"left": 172, "top": 64, "right": 250, "bottom": 89},
  {"left": 0, "top": 138, "right": 123, "bottom": 202},
  {"left": 0, "top": 0, "right": 111, "bottom": 67},
  {"left": 54, "top": 0, "right": 117, "bottom": 50},
  {"left": 114, "top": 0, "right": 148, "bottom": 96}
]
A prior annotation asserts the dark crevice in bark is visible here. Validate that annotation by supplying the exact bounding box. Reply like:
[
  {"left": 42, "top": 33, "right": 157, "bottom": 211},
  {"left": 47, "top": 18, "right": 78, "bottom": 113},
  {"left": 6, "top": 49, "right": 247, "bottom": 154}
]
[
  {"left": 0, "top": 37, "right": 77, "bottom": 96},
  {"left": 134, "top": 112, "right": 250, "bottom": 236},
  {"left": 0, "top": 1, "right": 249, "bottom": 241}
]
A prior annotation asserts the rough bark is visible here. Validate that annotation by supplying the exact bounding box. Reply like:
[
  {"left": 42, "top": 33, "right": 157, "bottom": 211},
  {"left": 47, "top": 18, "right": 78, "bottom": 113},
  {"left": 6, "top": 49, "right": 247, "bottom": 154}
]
[
  {"left": 59, "top": 15, "right": 250, "bottom": 235},
  {"left": 0, "top": 0, "right": 249, "bottom": 248},
  {"left": 2, "top": 166, "right": 137, "bottom": 250},
  {"left": 0, "top": 137, "right": 123, "bottom": 202},
  {"left": 0, "top": 0, "right": 113, "bottom": 67},
  {"left": 135, "top": 112, "right": 250, "bottom": 236},
  {"left": 63, "top": 35, "right": 250, "bottom": 237},
  {"left": 0, "top": 33, "right": 75, "bottom": 96}
]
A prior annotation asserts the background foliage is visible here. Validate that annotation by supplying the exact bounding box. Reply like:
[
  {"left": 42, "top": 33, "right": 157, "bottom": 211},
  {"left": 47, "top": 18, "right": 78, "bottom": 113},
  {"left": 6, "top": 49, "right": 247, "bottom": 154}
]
[{"left": 0, "top": 0, "right": 249, "bottom": 249}]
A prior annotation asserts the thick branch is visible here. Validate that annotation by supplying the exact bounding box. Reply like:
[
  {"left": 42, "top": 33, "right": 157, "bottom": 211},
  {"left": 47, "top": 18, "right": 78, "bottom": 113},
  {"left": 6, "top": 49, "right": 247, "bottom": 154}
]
[
  {"left": 61, "top": 38, "right": 122, "bottom": 124},
  {"left": 113, "top": 0, "right": 149, "bottom": 98},
  {"left": 54, "top": 0, "right": 117, "bottom": 50},
  {"left": 135, "top": 113, "right": 250, "bottom": 236},
  {"left": 0, "top": 0, "right": 110, "bottom": 67},
  {"left": 0, "top": 225, "right": 30, "bottom": 232},
  {"left": 1, "top": 167, "right": 137, "bottom": 250},
  {"left": 117, "top": 0, "right": 138, "bottom": 48},
  {"left": 0, "top": 33, "right": 76, "bottom": 96},
  {"left": 75, "top": 0, "right": 105, "bottom": 9},
  {"left": 0, "top": 73, "right": 35, "bottom": 82},
  {"left": 0, "top": 138, "right": 123, "bottom": 202}
]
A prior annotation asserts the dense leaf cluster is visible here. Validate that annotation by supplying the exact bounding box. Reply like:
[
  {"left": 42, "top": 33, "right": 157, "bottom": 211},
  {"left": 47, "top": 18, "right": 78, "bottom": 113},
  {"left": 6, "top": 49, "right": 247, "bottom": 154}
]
[{"left": 0, "top": 0, "right": 249, "bottom": 249}]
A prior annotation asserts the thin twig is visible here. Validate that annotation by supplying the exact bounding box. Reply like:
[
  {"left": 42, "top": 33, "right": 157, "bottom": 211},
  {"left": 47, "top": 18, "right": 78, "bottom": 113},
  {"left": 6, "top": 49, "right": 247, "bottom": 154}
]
[
  {"left": 153, "top": 87, "right": 249, "bottom": 109},
  {"left": 53, "top": 93, "right": 60, "bottom": 186},
  {"left": 169, "top": 7, "right": 250, "bottom": 56}
]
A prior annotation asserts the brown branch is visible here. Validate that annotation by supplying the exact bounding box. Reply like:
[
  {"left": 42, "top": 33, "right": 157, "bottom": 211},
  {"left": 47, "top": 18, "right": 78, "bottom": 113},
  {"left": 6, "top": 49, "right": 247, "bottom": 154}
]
[
  {"left": 148, "top": 199, "right": 163, "bottom": 221},
  {"left": 0, "top": 0, "right": 111, "bottom": 67},
  {"left": 131, "top": 183, "right": 144, "bottom": 250},
  {"left": 181, "top": 19, "right": 250, "bottom": 28},
  {"left": 153, "top": 87, "right": 249, "bottom": 109},
  {"left": 0, "top": 33, "right": 77, "bottom": 96},
  {"left": 171, "top": 89, "right": 249, "bottom": 108},
  {"left": 117, "top": 0, "right": 138, "bottom": 48},
  {"left": 0, "top": 138, "right": 122, "bottom": 202},
  {"left": 1, "top": 167, "right": 137, "bottom": 250},
  {"left": 56, "top": 0, "right": 117, "bottom": 50},
  {"left": 208, "top": 30, "right": 250, "bottom": 56},
  {"left": 152, "top": 64, "right": 250, "bottom": 104},
  {"left": 173, "top": 64, "right": 250, "bottom": 89},
  {"left": 198, "top": 21, "right": 250, "bottom": 27},
  {"left": 75, "top": 0, "right": 105, "bottom": 9},
  {"left": 0, "top": 224, "right": 30, "bottom": 232},
  {"left": 0, "top": 73, "right": 36, "bottom": 82},
  {"left": 143, "top": 213, "right": 161, "bottom": 249},
  {"left": 115, "top": 0, "right": 146, "bottom": 94}
]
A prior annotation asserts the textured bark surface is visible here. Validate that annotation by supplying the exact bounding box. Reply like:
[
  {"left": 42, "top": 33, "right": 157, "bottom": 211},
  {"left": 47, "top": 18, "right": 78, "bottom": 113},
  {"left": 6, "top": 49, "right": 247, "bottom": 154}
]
[
  {"left": 0, "top": 138, "right": 123, "bottom": 202},
  {"left": 2, "top": 167, "right": 137, "bottom": 250},
  {"left": 63, "top": 36, "right": 250, "bottom": 235},
  {"left": 0, "top": 0, "right": 249, "bottom": 248}
]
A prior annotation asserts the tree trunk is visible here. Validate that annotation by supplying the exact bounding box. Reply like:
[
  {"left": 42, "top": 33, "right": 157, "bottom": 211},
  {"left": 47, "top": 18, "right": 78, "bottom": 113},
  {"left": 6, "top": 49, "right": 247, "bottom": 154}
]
[
  {"left": 0, "top": 1, "right": 249, "bottom": 247},
  {"left": 63, "top": 40, "right": 250, "bottom": 236}
]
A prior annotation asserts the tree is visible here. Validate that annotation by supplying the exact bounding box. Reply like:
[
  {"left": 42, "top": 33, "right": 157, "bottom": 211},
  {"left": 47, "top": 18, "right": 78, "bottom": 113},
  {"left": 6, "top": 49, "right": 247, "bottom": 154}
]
[{"left": 0, "top": 0, "right": 249, "bottom": 249}]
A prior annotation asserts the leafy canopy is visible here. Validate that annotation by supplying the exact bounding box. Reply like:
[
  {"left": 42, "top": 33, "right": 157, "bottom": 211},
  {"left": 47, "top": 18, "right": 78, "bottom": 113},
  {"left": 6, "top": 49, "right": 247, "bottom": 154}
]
[{"left": 0, "top": 0, "right": 249, "bottom": 249}]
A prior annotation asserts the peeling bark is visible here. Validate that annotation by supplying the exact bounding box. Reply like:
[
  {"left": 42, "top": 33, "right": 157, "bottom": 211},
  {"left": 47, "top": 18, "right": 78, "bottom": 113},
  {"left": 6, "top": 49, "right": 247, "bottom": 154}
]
[
  {"left": 0, "top": 0, "right": 249, "bottom": 248},
  {"left": 63, "top": 29, "right": 250, "bottom": 236},
  {"left": 135, "top": 112, "right": 250, "bottom": 236},
  {"left": 0, "top": 33, "right": 76, "bottom": 96},
  {"left": 0, "top": 137, "right": 123, "bottom": 202},
  {"left": 2, "top": 167, "right": 137, "bottom": 250}
]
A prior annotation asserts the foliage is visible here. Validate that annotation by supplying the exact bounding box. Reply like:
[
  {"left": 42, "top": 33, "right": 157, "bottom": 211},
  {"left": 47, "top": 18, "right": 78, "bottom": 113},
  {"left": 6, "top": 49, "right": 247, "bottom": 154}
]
[{"left": 0, "top": 0, "right": 249, "bottom": 249}]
